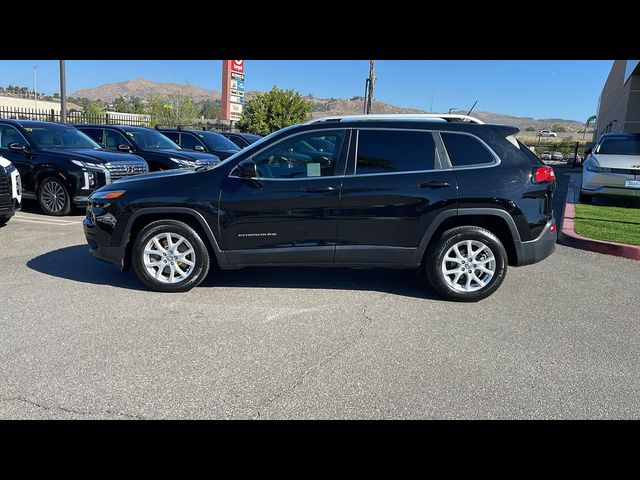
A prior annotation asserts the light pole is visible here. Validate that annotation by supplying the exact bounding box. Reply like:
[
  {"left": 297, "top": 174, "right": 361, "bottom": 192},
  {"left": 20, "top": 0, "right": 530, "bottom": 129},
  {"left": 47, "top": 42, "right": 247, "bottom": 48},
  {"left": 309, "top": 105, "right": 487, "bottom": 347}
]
[
  {"left": 448, "top": 107, "right": 457, "bottom": 114},
  {"left": 33, "top": 65, "right": 38, "bottom": 110},
  {"left": 59, "top": 60, "right": 67, "bottom": 123}
]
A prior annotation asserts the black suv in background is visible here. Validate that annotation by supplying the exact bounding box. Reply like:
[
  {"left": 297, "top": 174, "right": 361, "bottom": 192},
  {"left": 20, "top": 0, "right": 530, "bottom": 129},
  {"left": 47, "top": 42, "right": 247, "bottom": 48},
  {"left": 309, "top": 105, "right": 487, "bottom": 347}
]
[
  {"left": 0, "top": 120, "right": 148, "bottom": 216},
  {"left": 217, "top": 131, "right": 262, "bottom": 149},
  {"left": 83, "top": 114, "right": 557, "bottom": 302},
  {"left": 74, "top": 124, "right": 221, "bottom": 171},
  {"left": 157, "top": 127, "right": 240, "bottom": 160}
]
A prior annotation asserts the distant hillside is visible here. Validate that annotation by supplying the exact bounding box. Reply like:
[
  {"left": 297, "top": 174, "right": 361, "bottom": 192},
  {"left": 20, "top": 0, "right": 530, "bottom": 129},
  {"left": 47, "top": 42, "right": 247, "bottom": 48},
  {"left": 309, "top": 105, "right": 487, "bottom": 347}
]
[
  {"left": 69, "top": 78, "right": 584, "bottom": 132},
  {"left": 71, "top": 78, "right": 220, "bottom": 103}
]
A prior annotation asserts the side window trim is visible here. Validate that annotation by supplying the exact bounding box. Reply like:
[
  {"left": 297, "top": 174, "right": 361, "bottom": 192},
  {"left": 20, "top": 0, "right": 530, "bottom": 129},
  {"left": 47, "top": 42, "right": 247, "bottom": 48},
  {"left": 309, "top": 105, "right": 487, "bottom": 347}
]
[
  {"left": 353, "top": 127, "right": 445, "bottom": 176},
  {"left": 439, "top": 130, "right": 501, "bottom": 170},
  {"left": 230, "top": 128, "right": 351, "bottom": 181}
]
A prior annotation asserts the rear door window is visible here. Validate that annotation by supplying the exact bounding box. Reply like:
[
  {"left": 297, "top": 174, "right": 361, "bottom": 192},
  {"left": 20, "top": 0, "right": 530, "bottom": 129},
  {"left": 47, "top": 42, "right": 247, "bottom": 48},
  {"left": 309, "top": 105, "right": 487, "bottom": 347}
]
[
  {"left": 79, "top": 128, "right": 103, "bottom": 145},
  {"left": 355, "top": 129, "right": 437, "bottom": 175}
]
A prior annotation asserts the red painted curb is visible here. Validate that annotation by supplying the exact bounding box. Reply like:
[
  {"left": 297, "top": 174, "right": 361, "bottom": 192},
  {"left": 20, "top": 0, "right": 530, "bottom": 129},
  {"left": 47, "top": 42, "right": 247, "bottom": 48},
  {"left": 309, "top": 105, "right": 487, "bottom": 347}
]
[{"left": 558, "top": 175, "right": 640, "bottom": 261}]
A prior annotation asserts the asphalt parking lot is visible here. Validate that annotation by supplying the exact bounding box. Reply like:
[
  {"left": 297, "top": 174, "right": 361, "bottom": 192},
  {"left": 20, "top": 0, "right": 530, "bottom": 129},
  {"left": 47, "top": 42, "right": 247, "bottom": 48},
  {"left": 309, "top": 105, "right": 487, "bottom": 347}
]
[{"left": 1, "top": 167, "right": 639, "bottom": 419}]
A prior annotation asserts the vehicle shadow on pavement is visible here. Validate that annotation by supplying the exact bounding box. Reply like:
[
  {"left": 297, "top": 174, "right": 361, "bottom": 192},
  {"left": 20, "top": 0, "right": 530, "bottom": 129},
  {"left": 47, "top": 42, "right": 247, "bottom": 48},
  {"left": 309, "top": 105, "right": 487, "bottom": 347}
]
[
  {"left": 201, "top": 267, "right": 439, "bottom": 300},
  {"left": 26, "top": 245, "right": 147, "bottom": 291}
]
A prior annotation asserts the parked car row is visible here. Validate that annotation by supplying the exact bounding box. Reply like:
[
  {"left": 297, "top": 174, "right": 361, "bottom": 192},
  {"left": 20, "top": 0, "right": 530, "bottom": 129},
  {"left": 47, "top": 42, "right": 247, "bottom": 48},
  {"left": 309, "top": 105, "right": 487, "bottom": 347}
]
[{"left": 0, "top": 119, "right": 261, "bottom": 216}]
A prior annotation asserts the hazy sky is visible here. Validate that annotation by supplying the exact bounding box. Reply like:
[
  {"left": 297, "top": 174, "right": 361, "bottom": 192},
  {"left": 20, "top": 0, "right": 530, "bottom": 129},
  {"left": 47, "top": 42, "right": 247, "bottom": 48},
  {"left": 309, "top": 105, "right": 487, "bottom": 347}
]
[{"left": 0, "top": 60, "right": 612, "bottom": 121}]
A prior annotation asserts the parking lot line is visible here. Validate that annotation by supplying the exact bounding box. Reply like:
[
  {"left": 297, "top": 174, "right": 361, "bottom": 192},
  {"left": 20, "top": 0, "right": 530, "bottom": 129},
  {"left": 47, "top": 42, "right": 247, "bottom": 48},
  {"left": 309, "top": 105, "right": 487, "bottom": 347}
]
[{"left": 11, "top": 217, "right": 82, "bottom": 226}]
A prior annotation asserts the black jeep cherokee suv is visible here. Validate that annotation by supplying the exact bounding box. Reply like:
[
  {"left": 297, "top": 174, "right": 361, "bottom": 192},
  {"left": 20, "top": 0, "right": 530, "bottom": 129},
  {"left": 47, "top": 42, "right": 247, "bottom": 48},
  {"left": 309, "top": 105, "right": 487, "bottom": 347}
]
[
  {"left": 0, "top": 120, "right": 148, "bottom": 216},
  {"left": 74, "top": 124, "right": 221, "bottom": 171},
  {"left": 83, "top": 115, "right": 557, "bottom": 302},
  {"left": 156, "top": 127, "right": 240, "bottom": 160}
]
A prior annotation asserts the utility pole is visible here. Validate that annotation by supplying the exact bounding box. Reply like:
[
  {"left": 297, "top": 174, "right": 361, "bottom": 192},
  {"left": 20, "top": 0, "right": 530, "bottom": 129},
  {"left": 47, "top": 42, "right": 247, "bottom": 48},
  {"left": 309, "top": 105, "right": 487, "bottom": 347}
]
[
  {"left": 33, "top": 65, "right": 38, "bottom": 110},
  {"left": 59, "top": 60, "right": 67, "bottom": 123},
  {"left": 365, "top": 60, "right": 375, "bottom": 114}
]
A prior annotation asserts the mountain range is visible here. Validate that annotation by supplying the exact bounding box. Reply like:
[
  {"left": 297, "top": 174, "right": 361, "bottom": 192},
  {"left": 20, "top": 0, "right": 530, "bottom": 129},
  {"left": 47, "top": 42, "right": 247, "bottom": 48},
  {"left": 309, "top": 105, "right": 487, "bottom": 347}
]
[{"left": 70, "top": 78, "right": 585, "bottom": 131}]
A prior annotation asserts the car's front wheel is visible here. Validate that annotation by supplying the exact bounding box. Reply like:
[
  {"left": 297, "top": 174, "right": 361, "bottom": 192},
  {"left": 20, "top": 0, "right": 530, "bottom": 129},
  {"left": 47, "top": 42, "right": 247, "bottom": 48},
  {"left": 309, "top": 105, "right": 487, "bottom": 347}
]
[
  {"left": 424, "top": 226, "right": 508, "bottom": 302},
  {"left": 132, "top": 219, "right": 210, "bottom": 293},
  {"left": 38, "top": 176, "right": 71, "bottom": 216}
]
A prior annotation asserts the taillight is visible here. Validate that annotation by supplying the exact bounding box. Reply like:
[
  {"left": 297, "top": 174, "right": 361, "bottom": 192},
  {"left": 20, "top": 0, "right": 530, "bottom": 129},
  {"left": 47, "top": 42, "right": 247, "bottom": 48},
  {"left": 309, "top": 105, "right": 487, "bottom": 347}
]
[{"left": 533, "top": 166, "right": 556, "bottom": 183}]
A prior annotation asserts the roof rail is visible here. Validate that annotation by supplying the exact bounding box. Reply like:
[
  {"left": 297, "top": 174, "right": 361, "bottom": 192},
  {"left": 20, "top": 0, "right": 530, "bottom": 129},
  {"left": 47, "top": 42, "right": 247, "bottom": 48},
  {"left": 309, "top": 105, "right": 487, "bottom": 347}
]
[{"left": 304, "top": 114, "right": 484, "bottom": 125}]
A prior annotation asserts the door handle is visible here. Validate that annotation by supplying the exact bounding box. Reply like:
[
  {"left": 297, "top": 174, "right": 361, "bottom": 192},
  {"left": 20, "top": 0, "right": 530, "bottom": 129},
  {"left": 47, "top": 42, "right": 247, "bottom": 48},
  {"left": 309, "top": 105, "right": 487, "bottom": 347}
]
[
  {"left": 303, "top": 186, "right": 336, "bottom": 193},
  {"left": 418, "top": 181, "right": 450, "bottom": 189}
]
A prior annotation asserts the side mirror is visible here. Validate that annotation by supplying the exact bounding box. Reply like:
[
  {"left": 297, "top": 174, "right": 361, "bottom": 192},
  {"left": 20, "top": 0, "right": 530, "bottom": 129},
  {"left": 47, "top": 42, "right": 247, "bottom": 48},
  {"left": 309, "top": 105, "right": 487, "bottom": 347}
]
[
  {"left": 236, "top": 159, "right": 257, "bottom": 178},
  {"left": 584, "top": 146, "right": 592, "bottom": 155},
  {"left": 194, "top": 145, "right": 205, "bottom": 152},
  {"left": 8, "top": 142, "right": 27, "bottom": 153},
  {"left": 117, "top": 144, "right": 131, "bottom": 152}
]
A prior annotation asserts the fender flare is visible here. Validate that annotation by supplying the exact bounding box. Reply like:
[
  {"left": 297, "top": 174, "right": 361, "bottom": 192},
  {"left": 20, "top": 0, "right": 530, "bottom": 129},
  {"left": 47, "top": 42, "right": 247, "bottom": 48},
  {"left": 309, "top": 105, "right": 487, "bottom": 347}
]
[
  {"left": 409, "top": 208, "right": 524, "bottom": 265},
  {"left": 118, "top": 206, "right": 228, "bottom": 266},
  {"left": 34, "top": 167, "right": 75, "bottom": 193}
]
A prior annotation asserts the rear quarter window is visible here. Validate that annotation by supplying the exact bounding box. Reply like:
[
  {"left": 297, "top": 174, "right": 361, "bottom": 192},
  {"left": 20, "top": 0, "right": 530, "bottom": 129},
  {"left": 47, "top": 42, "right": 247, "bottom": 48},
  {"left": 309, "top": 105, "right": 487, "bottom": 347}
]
[
  {"left": 441, "top": 132, "right": 496, "bottom": 167},
  {"left": 356, "top": 129, "right": 437, "bottom": 174}
]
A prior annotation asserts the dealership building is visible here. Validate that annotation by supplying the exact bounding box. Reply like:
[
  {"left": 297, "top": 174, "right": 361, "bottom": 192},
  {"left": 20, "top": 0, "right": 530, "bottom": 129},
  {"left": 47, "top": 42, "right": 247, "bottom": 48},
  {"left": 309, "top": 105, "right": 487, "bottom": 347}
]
[{"left": 594, "top": 60, "right": 640, "bottom": 140}]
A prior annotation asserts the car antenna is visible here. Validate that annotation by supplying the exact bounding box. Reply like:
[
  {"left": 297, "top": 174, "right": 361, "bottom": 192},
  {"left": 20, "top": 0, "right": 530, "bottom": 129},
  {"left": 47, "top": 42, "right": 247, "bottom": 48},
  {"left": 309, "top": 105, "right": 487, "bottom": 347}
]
[{"left": 466, "top": 100, "right": 478, "bottom": 116}]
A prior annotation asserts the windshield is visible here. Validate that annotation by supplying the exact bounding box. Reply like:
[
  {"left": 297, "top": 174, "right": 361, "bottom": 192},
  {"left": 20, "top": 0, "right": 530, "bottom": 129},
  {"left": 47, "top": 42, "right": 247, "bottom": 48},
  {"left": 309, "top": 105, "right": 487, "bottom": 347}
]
[
  {"left": 598, "top": 135, "right": 640, "bottom": 155},
  {"left": 122, "top": 128, "right": 180, "bottom": 150},
  {"left": 201, "top": 132, "right": 240, "bottom": 151},
  {"left": 25, "top": 125, "right": 101, "bottom": 150}
]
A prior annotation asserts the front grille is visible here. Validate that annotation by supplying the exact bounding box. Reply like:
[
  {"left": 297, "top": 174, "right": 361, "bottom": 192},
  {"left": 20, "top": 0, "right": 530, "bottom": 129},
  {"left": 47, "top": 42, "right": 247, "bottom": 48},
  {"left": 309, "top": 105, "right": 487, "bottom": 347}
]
[
  {"left": 0, "top": 171, "right": 11, "bottom": 212},
  {"left": 105, "top": 162, "right": 148, "bottom": 181}
]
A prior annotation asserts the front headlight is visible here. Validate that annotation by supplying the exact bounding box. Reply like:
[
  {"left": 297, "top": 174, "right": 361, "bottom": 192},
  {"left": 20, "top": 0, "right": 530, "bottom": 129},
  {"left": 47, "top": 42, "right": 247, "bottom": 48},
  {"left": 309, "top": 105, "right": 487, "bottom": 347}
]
[
  {"left": 90, "top": 190, "right": 126, "bottom": 201},
  {"left": 72, "top": 159, "right": 107, "bottom": 170},
  {"left": 169, "top": 157, "right": 197, "bottom": 167},
  {"left": 584, "top": 158, "right": 611, "bottom": 173}
]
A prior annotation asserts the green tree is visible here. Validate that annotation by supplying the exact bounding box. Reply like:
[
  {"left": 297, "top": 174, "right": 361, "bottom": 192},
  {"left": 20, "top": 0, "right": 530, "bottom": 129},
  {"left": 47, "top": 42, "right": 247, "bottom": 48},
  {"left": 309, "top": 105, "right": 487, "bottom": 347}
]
[
  {"left": 148, "top": 94, "right": 199, "bottom": 126},
  {"left": 199, "top": 99, "right": 219, "bottom": 119},
  {"left": 525, "top": 126, "right": 536, "bottom": 132},
  {"left": 131, "top": 96, "right": 146, "bottom": 114},
  {"left": 236, "top": 86, "right": 311, "bottom": 135},
  {"left": 84, "top": 100, "right": 105, "bottom": 119},
  {"left": 551, "top": 123, "right": 567, "bottom": 133},
  {"left": 113, "top": 96, "right": 129, "bottom": 113}
]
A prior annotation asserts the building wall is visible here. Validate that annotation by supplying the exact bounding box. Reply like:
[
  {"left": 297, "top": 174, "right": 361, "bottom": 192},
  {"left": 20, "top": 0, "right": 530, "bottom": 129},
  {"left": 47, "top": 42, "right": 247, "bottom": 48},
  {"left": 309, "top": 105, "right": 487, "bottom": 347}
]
[
  {"left": 0, "top": 95, "right": 64, "bottom": 112},
  {"left": 594, "top": 60, "right": 640, "bottom": 140}
]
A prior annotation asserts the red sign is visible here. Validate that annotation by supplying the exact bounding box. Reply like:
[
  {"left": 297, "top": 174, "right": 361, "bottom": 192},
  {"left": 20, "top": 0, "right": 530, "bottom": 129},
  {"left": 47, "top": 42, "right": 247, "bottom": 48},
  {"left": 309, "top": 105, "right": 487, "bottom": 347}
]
[{"left": 230, "top": 60, "right": 244, "bottom": 74}]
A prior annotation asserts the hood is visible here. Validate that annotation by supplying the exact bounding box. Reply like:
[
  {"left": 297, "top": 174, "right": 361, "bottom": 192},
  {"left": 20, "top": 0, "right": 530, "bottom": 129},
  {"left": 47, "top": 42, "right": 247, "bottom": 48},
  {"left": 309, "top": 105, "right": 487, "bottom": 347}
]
[
  {"left": 591, "top": 153, "right": 640, "bottom": 169},
  {"left": 110, "top": 167, "right": 196, "bottom": 185},
  {"left": 40, "top": 148, "right": 145, "bottom": 164},
  {"left": 146, "top": 148, "right": 220, "bottom": 162}
]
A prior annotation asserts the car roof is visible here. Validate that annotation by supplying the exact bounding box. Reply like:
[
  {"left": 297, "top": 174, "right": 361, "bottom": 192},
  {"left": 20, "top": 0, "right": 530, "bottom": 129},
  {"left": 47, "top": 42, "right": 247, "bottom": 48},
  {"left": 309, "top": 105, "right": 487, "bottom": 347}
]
[
  {"left": 599, "top": 132, "right": 640, "bottom": 139},
  {"left": 74, "top": 124, "right": 153, "bottom": 131},
  {"left": 0, "top": 119, "right": 75, "bottom": 128}
]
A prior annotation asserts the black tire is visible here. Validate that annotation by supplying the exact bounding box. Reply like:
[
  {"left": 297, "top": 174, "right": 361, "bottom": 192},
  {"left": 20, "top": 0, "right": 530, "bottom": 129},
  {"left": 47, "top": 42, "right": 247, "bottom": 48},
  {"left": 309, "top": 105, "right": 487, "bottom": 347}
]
[
  {"left": 132, "top": 219, "right": 210, "bottom": 293},
  {"left": 424, "top": 226, "right": 508, "bottom": 302},
  {"left": 38, "top": 176, "right": 71, "bottom": 216},
  {"left": 0, "top": 216, "right": 9, "bottom": 226},
  {"left": 579, "top": 190, "right": 592, "bottom": 204}
]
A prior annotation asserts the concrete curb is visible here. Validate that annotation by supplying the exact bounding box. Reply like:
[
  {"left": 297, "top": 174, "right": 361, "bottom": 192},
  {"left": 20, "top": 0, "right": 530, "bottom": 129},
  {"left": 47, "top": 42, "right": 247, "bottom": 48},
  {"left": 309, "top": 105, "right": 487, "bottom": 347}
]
[{"left": 558, "top": 174, "right": 640, "bottom": 261}]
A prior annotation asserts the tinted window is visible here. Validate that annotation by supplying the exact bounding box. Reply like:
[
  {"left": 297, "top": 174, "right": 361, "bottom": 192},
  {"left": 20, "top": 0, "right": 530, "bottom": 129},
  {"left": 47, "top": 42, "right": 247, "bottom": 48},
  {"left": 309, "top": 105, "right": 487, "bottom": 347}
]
[
  {"left": 251, "top": 130, "right": 345, "bottom": 179},
  {"left": 598, "top": 135, "right": 640, "bottom": 155},
  {"left": 201, "top": 132, "right": 239, "bottom": 151},
  {"left": 80, "top": 128, "right": 103, "bottom": 145},
  {"left": 180, "top": 133, "right": 204, "bottom": 150},
  {"left": 0, "top": 125, "right": 29, "bottom": 148},
  {"left": 356, "top": 129, "right": 436, "bottom": 175},
  {"left": 121, "top": 128, "right": 180, "bottom": 150},
  {"left": 162, "top": 131, "right": 180, "bottom": 143},
  {"left": 104, "top": 129, "right": 130, "bottom": 150},
  {"left": 441, "top": 132, "right": 495, "bottom": 167},
  {"left": 226, "top": 135, "right": 248, "bottom": 148}
]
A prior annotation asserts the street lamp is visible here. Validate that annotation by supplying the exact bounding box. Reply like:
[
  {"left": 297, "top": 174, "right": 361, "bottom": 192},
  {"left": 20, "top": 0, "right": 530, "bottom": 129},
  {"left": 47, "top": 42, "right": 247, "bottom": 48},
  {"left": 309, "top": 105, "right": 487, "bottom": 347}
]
[
  {"left": 448, "top": 107, "right": 457, "bottom": 114},
  {"left": 33, "top": 65, "right": 38, "bottom": 110}
]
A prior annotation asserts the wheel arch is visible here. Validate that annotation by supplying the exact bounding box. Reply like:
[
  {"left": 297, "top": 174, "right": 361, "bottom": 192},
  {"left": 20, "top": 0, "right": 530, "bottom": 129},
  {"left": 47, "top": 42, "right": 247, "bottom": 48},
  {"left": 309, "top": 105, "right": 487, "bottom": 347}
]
[
  {"left": 120, "top": 207, "right": 227, "bottom": 271},
  {"left": 413, "top": 208, "right": 524, "bottom": 267}
]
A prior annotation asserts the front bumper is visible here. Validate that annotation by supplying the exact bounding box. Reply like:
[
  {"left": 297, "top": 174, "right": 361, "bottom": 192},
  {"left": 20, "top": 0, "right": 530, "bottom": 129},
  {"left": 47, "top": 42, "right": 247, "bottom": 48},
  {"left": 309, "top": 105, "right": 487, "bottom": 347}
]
[
  {"left": 84, "top": 217, "right": 126, "bottom": 270},
  {"left": 518, "top": 220, "right": 557, "bottom": 266},
  {"left": 581, "top": 170, "right": 640, "bottom": 198}
]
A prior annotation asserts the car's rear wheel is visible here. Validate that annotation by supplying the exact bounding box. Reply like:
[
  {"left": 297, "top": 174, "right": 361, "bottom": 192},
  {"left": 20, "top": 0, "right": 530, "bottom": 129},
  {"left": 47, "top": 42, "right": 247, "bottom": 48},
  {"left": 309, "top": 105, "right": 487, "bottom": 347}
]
[
  {"left": 425, "top": 226, "right": 507, "bottom": 302},
  {"left": 132, "top": 219, "right": 210, "bottom": 293},
  {"left": 38, "top": 176, "right": 71, "bottom": 216}
]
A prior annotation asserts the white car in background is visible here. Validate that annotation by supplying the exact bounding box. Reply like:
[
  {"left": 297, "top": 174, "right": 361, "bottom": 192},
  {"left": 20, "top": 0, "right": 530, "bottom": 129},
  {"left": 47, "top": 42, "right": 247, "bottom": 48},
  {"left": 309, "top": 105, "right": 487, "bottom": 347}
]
[
  {"left": 539, "top": 130, "right": 558, "bottom": 137},
  {"left": 0, "top": 155, "right": 22, "bottom": 225},
  {"left": 580, "top": 132, "right": 640, "bottom": 203}
]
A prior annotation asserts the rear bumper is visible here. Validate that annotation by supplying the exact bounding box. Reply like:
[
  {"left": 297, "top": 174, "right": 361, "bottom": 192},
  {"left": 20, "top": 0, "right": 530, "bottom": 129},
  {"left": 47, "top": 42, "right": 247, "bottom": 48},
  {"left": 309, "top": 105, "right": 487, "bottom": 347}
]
[
  {"left": 518, "top": 220, "right": 557, "bottom": 266},
  {"left": 83, "top": 217, "right": 125, "bottom": 270},
  {"left": 580, "top": 186, "right": 640, "bottom": 198},
  {"left": 582, "top": 170, "right": 640, "bottom": 197}
]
